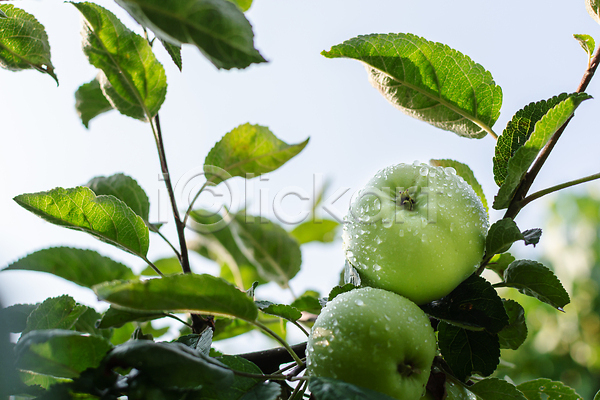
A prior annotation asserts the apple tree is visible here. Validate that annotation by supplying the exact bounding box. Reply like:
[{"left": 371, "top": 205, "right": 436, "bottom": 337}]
[{"left": 1, "top": 1, "right": 600, "bottom": 399}]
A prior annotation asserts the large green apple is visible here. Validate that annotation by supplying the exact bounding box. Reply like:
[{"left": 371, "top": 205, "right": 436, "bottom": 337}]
[
  {"left": 343, "top": 162, "right": 488, "bottom": 305},
  {"left": 306, "top": 287, "right": 436, "bottom": 400}
]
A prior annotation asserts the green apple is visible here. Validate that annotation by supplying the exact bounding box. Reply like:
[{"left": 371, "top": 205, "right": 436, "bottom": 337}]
[
  {"left": 343, "top": 162, "right": 488, "bottom": 305},
  {"left": 306, "top": 287, "right": 436, "bottom": 400}
]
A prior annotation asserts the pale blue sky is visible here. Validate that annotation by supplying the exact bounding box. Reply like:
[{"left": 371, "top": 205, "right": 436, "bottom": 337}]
[{"left": 1, "top": 0, "right": 599, "bottom": 335}]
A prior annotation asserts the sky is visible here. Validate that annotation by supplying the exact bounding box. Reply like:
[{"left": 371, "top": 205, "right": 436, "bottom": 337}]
[{"left": 1, "top": 0, "right": 599, "bottom": 349}]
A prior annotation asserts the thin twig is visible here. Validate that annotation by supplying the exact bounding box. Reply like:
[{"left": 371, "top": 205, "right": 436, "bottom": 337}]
[
  {"left": 519, "top": 171, "right": 600, "bottom": 208},
  {"left": 147, "top": 221, "right": 181, "bottom": 259},
  {"left": 503, "top": 45, "right": 600, "bottom": 220}
]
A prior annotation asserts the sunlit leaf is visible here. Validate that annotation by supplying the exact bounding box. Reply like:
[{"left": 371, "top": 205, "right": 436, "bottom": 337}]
[
  {"left": 226, "top": 0, "right": 253, "bottom": 12},
  {"left": 141, "top": 257, "right": 183, "bottom": 276},
  {"left": 86, "top": 173, "right": 150, "bottom": 221},
  {"left": 230, "top": 213, "right": 302, "bottom": 288},
  {"left": 15, "top": 330, "right": 113, "bottom": 379},
  {"left": 205, "top": 123, "right": 308, "bottom": 184},
  {"left": 0, "top": 4, "right": 58, "bottom": 83},
  {"left": 586, "top": 0, "right": 600, "bottom": 24},
  {"left": 517, "top": 378, "right": 583, "bottom": 400},
  {"left": 94, "top": 274, "right": 259, "bottom": 321},
  {"left": 115, "top": 0, "right": 265, "bottom": 70},
  {"left": 290, "top": 219, "right": 339, "bottom": 245},
  {"left": 255, "top": 301, "right": 302, "bottom": 322},
  {"left": 14, "top": 187, "right": 150, "bottom": 258},
  {"left": 72, "top": 2, "right": 166, "bottom": 121},
  {"left": 323, "top": 33, "right": 502, "bottom": 138},
  {"left": 493, "top": 93, "right": 591, "bottom": 209},
  {"left": 22, "top": 296, "right": 87, "bottom": 335},
  {"left": 75, "top": 77, "right": 113, "bottom": 128},
  {"left": 430, "top": 159, "right": 488, "bottom": 213},
  {"left": 573, "top": 34, "right": 596, "bottom": 61},
  {"left": 4, "top": 247, "right": 135, "bottom": 288}
]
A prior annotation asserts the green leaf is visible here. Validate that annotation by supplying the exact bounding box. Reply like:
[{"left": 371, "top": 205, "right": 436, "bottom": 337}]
[
  {"left": 290, "top": 219, "right": 339, "bottom": 244},
  {"left": 141, "top": 257, "right": 183, "bottom": 276},
  {"left": 328, "top": 284, "right": 357, "bottom": 301},
  {"left": 586, "top": 0, "right": 600, "bottom": 24},
  {"left": 205, "top": 123, "right": 309, "bottom": 184},
  {"left": 430, "top": 159, "right": 488, "bottom": 213},
  {"left": 105, "top": 340, "right": 233, "bottom": 388},
  {"left": 213, "top": 317, "right": 254, "bottom": 341},
  {"left": 86, "top": 173, "right": 150, "bottom": 221},
  {"left": 226, "top": 0, "right": 253, "bottom": 12},
  {"left": 71, "top": 2, "right": 167, "bottom": 121},
  {"left": 15, "top": 330, "right": 113, "bottom": 379},
  {"left": 421, "top": 274, "right": 508, "bottom": 334},
  {"left": 501, "top": 260, "right": 570, "bottom": 311},
  {"left": 498, "top": 299, "right": 527, "bottom": 350},
  {"left": 96, "top": 305, "right": 167, "bottom": 328},
  {"left": 94, "top": 274, "right": 259, "bottom": 321},
  {"left": 573, "top": 34, "right": 596, "bottom": 60},
  {"left": 114, "top": 0, "right": 265, "bottom": 70},
  {"left": 240, "top": 382, "right": 281, "bottom": 400},
  {"left": 469, "top": 378, "right": 527, "bottom": 400},
  {"left": 437, "top": 322, "right": 500, "bottom": 382},
  {"left": 72, "top": 307, "right": 112, "bottom": 339},
  {"left": 486, "top": 218, "right": 527, "bottom": 256},
  {"left": 493, "top": 93, "right": 592, "bottom": 209},
  {"left": 0, "top": 4, "right": 58, "bottom": 83},
  {"left": 322, "top": 33, "right": 502, "bottom": 139},
  {"left": 22, "top": 296, "right": 87, "bottom": 335},
  {"left": 160, "top": 39, "right": 182, "bottom": 71},
  {"left": 4, "top": 247, "right": 135, "bottom": 288},
  {"left": 290, "top": 291, "right": 322, "bottom": 315},
  {"left": 14, "top": 187, "right": 150, "bottom": 258},
  {"left": 255, "top": 301, "right": 302, "bottom": 322},
  {"left": 229, "top": 213, "right": 302, "bottom": 288},
  {"left": 493, "top": 93, "right": 584, "bottom": 187},
  {"left": 18, "top": 370, "right": 70, "bottom": 390},
  {"left": 0, "top": 303, "right": 38, "bottom": 333},
  {"left": 517, "top": 379, "right": 583, "bottom": 400},
  {"left": 486, "top": 252, "right": 515, "bottom": 279},
  {"left": 309, "top": 377, "right": 398, "bottom": 400},
  {"left": 74, "top": 77, "right": 113, "bottom": 128},
  {"left": 190, "top": 209, "right": 264, "bottom": 289},
  {"left": 594, "top": 389, "right": 600, "bottom": 400},
  {"left": 199, "top": 355, "right": 267, "bottom": 400}
]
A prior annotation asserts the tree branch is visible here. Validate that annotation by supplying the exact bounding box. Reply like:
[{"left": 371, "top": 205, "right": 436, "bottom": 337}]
[
  {"left": 503, "top": 45, "right": 600, "bottom": 220},
  {"left": 237, "top": 342, "right": 307, "bottom": 374}
]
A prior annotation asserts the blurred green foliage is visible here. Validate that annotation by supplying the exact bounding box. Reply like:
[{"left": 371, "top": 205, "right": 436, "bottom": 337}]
[{"left": 496, "top": 190, "right": 600, "bottom": 399}]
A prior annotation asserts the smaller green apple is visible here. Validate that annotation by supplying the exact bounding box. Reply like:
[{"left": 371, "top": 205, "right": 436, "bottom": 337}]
[{"left": 306, "top": 287, "right": 436, "bottom": 400}]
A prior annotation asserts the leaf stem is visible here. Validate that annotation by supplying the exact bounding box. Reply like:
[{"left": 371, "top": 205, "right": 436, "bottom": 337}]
[
  {"left": 141, "top": 256, "right": 164, "bottom": 277},
  {"left": 183, "top": 180, "right": 211, "bottom": 227},
  {"left": 148, "top": 221, "right": 181, "bottom": 259},
  {"left": 291, "top": 320, "right": 310, "bottom": 337},
  {"left": 250, "top": 320, "right": 305, "bottom": 367},
  {"left": 503, "top": 45, "right": 600, "bottom": 220},
  {"left": 519, "top": 171, "right": 600, "bottom": 208},
  {"left": 150, "top": 114, "right": 192, "bottom": 274}
]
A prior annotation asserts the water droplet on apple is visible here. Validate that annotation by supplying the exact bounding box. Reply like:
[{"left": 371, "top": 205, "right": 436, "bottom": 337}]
[
  {"left": 398, "top": 229, "right": 404, "bottom": 237},
  {"left": 355, "top": 299, "right": 365, "bottom": 306},
  {"left": 374, "top": 264, "right": 382, "bottom": 271}
]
